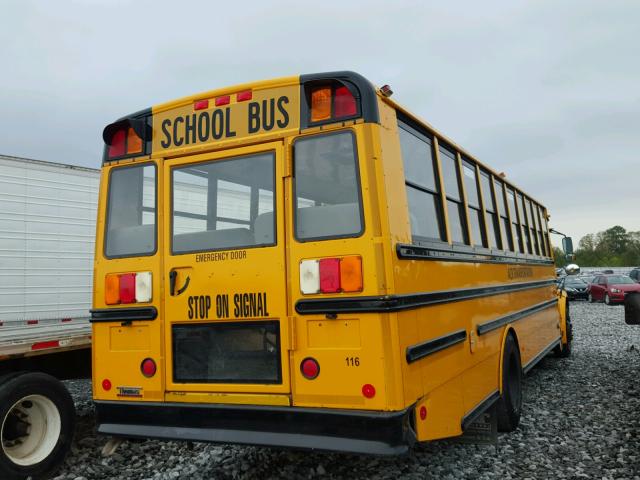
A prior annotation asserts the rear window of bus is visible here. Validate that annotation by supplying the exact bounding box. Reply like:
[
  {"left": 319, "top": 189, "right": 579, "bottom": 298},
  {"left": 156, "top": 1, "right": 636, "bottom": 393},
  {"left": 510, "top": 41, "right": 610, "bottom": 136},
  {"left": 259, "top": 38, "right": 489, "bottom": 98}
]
[
  {"left": 293, "top": 131, "right": 364, "bottom": 241},
  {"left": 171, "top": 152, "right": 276, "bottom": 254},
  {"left": 104, "top": 163, "right": 156, "bottom": 258}
]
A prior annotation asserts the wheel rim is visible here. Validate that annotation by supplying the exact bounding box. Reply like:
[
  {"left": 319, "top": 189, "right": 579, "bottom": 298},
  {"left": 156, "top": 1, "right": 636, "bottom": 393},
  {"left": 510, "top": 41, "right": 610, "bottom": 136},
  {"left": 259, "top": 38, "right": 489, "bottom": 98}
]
[
  {"left": 1, "top": 394, "right": 61, "bottom": 466},
  {"left": 588, "top": 293, "right": 592, "bottom": 302},
  {"left": 605, "top": 294, "right": 610, "bottom": 305}
]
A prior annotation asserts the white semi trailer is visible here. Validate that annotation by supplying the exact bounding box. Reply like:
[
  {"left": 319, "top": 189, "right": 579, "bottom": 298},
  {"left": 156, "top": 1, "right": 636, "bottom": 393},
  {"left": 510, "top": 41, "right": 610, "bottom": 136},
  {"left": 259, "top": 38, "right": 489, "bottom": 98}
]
[{"left": 0, "top": 155, "right": 98, "bottom": 479}]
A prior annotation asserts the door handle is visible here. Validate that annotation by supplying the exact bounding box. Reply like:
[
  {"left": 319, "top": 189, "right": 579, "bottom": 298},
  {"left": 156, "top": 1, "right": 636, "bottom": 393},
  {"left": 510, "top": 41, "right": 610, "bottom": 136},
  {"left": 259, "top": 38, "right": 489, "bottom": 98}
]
[
  {"left": 169, "top": 270, "right": 177, "bottom": 296},
  {"left": 169, "top": 269, "right": 191, "bottom": 296}
]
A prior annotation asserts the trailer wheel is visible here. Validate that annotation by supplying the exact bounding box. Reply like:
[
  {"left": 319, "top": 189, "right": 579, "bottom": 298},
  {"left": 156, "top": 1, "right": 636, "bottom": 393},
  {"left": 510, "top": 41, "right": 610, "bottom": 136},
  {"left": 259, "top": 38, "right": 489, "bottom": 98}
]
[
  {"left": 496, "top": 333, "right": 522, "bottom": 432},
  {"left": 0, "top": 372, "right": 75, "bottom": 480}
]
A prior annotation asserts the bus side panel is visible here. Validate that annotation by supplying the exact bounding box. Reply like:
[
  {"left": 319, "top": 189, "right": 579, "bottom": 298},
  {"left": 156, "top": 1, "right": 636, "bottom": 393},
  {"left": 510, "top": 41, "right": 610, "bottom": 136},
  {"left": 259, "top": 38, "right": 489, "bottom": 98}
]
[{"left": 462, "top": 282, "right": 560, "bottom": 414}]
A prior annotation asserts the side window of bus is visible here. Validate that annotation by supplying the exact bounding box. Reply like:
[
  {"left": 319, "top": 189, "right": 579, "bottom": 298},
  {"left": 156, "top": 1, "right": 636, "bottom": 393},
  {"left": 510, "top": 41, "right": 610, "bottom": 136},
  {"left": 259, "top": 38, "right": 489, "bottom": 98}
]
[
  {"left": 171, "top": 152, "right": 275, "bottom": 254},
  {"left": 293, "top": 131, "right": 363, "bottom": 241},
  {"left": 439, "top": 145, "right": 469, "bottom": 245},
  {"left": 506, "top": 188, "right": 524, "bottom": 253},
  {"left": 397, "top": 121, "right": 445, "bottom": 242},
  {"left": 526, "top": 199, "right": 541, "bottom": 255},
  {"left": 535, "top": 205, "right": 548, "bottom": 256},
  {"left": 494, "top": 179, "right": 514, "bottom": 251},
  {"left": 105, "top": 164, "right": 156, "bottom": 258},
  {"left": 462, "top": 159, "right": 486, "bottom": 247},
  {"left": 540, "top": 208, "right": 552, "bottom": 256},
  {"left": 517, "top": 193, "right": 532, "bottom": 254},
  {"left": 480, "top": 171, "right": 502, "bottom": 249}
]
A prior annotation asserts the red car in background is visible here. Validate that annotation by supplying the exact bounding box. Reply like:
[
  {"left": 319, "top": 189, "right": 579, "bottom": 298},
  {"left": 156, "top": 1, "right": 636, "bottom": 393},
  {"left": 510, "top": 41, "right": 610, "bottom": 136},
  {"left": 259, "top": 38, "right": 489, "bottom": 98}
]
[{"left": 588, "top": 274, "right": 640, "bottom": 305}]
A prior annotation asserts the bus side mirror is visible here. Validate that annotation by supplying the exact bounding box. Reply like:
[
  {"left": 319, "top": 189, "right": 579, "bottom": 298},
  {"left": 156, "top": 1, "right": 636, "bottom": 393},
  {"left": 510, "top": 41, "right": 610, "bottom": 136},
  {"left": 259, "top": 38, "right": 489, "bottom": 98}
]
[
  {"left": 562, "top": 237, "right": 574, "bottom": 257},
  {"left": 625, "top": 292, "right": 640, "bottom": 325}
]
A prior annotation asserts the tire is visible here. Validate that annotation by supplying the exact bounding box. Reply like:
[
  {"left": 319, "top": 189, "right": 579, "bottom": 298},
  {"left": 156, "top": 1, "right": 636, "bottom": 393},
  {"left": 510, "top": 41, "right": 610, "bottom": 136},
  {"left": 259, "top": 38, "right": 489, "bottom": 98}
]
[
  {"left": 496, "top": 334, "right": 522, "bottom": 432},
  {"left": 588, "top": 292, "right": 593, "bottom": 303},
  {"left": 0, "top": 372, "right": 75, "bottom": 480},
  {"left": 605, "top": 294, "right": 611, "bottom": 306},
  {"left": 554, "top": 302, "right": 572, "bottom": 358}
]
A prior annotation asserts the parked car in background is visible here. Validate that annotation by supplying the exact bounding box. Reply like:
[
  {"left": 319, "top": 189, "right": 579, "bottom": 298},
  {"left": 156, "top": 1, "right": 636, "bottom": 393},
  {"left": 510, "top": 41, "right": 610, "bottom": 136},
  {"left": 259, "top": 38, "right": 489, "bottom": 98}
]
[
  {"left": 580, "top": 274, "right": 597, "bottom": 286},
  {"left": 559, "top": 276, "right": 589, "bottom": 300},
  {"left": 588, "top": 274, "right": 640, "bottom": 305},
  {"left": 629, "top": 267, "right": 640, "bottom": 283}
]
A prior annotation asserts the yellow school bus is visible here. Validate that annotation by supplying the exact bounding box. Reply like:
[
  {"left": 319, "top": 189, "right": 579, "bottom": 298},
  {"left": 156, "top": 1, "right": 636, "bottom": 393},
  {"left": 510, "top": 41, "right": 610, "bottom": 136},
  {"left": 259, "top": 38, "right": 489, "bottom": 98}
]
[{"left": 91, "top": 71, "right": 572, "bottom": 454}]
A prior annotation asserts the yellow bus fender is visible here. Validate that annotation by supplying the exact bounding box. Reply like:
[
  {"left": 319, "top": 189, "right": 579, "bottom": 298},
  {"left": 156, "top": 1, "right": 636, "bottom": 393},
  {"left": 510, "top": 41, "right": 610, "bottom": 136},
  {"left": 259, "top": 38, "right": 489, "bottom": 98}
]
[
  {"left": 498, "top": 326, "right": 520, "bottom": 394},
  {"left": 557, "top": 291, "right": 569, "bottom": 345}
]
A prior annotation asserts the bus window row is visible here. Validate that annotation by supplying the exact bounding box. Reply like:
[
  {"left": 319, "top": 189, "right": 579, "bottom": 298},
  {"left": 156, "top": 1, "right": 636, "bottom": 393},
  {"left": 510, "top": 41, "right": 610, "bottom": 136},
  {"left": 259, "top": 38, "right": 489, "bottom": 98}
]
[{"left": 398, "top": 117, "right": 551, "bottom": 258}]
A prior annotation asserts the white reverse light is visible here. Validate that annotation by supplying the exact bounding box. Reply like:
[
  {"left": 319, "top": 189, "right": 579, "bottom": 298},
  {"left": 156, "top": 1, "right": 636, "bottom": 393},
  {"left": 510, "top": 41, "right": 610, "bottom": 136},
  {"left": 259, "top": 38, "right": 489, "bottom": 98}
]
[
  {"left": 300, "top": 260, "right": 320, "bottom": 294},
  {"left": 135, "top": 271, "right": 152, "bottom": 302}
]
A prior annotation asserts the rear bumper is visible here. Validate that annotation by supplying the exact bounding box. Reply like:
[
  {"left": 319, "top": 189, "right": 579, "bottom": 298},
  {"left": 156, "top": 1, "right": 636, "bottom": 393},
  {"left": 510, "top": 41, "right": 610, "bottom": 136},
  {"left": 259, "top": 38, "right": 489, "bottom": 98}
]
[{"left": 95, "top": 400, "right": 416, "bottom": 455}]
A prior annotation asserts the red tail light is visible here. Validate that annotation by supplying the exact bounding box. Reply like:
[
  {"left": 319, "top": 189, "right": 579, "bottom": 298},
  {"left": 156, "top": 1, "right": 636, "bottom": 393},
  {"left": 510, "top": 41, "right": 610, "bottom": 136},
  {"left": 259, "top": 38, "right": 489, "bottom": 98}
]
[
  {"left": 319, "top": 258, "right": 341, "bottom": 293},
  {"left": 108, "top": 129, "right": 126, "bottom": 158},
  {"left": 141, "top": 358, "right": 157, "bottom": 378},
  {"left": 119, "top": 273, "right": 136, "bottom": 304},
  {"left": 334, "top": 86, "right": 357, "bottom": 117},
  {"left": 300, "top": 357, "right": 320, "bottom": 379},
  {"left": 102, "top": 379, "right": 112, "bottom": 391}
]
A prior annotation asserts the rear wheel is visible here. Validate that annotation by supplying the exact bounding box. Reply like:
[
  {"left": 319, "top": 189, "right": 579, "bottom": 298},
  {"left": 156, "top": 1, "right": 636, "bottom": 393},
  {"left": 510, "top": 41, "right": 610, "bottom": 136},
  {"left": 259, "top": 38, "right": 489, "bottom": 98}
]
[
  {"left": 0, "top": 373, "right": 75, "bottom": 480},
  {"left": 588, "top": 292, "right": 594, "bottom": 303},
  {"left": 496, "top": 334, "right": 522, "bottom": 432}
]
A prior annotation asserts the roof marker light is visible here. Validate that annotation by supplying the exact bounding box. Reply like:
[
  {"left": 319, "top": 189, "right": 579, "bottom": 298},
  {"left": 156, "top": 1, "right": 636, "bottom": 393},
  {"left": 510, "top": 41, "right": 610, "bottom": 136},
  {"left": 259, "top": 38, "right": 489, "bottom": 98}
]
[
  {"left": 194, "top": 99, "right": 209, "bottom": 110},
  {"left": 215, "top": 95, "right": 230, "bottom": 106},
  {"left": 237, "top": 90, "right": 252, "bottom": 101}
]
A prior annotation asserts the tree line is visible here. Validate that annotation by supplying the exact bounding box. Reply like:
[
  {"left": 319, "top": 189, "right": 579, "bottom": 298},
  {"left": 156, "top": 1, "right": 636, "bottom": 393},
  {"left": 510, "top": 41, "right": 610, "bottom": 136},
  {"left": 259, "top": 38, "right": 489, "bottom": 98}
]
[{"left": 553, "top": 225, "right": 640, "bottom": 268}]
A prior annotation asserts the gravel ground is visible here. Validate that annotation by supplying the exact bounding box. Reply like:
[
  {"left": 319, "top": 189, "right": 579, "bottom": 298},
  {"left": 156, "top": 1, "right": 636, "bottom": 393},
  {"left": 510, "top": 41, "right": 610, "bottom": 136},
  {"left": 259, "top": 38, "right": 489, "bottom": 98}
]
[{"left": 56, "top": 302, "right": 640, "bottom": 479}]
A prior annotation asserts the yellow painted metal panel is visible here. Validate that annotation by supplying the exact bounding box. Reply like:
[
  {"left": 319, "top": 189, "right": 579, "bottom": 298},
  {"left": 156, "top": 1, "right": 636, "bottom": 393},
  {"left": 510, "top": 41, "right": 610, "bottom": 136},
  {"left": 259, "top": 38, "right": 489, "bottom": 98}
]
[{"left": 165, "top": 391, "right": 290, "bottom": 406}]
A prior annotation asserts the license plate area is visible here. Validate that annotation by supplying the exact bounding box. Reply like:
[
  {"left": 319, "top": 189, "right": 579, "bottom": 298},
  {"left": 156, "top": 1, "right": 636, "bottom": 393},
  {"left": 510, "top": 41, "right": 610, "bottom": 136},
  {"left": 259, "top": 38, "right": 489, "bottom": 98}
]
[{"left": 172, "top": 321, "right": 281, "bottom": 384}]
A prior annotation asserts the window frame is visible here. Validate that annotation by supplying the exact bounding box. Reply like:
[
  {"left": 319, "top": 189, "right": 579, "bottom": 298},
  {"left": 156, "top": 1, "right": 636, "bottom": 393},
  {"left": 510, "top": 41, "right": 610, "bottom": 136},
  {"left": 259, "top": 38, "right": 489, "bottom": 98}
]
[
  {"left": 479, "top": 170, "right": 503, "bottom": 250},
  {"left": 292, "top": 129, "right": 365, "bottom": 243},
  {"left": 170, "top": 151, "right": 278, "bottom": 256},
  {"left": 461, "top": 158, "right": 487, "bottom": 248},
  {"left": 103, "top": 161, "right": 158, "bottom": 260},
  {"left": 438, "top": 143, "right": 469, "bottom": 245},
  {"left": 398, "top": 118, "right": 447, "bottom": 243}
]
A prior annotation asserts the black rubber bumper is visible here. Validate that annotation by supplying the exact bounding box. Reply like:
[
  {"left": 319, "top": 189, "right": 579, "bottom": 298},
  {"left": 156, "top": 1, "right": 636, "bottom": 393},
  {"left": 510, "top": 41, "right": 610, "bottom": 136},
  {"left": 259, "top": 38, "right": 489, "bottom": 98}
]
[{"left": 95, "top": 400, "right": 416, "bottom": 455}]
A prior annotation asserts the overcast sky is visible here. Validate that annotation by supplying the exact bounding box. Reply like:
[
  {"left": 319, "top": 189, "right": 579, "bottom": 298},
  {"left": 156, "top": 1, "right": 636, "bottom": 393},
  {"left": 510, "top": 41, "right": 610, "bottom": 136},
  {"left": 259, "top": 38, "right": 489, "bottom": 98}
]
[{"left": 1, "top": 0, "right": 638, "bottom": 246}]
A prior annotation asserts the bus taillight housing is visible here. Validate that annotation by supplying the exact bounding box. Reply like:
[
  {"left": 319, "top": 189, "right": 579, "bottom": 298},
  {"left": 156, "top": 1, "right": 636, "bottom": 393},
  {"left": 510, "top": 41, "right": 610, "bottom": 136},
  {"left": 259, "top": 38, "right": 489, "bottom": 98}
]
[
  {"left": 105, "top": 271, "right": 152, "bottom": 305},
  {"left": 103, "top": 116, "right": 151, "bottom": 162},
  {"left": 300, "top": 256, "right": 362, "bottom": 295},
  {"left": 306, "top": 82, "right": 360, "bottom": 125}
]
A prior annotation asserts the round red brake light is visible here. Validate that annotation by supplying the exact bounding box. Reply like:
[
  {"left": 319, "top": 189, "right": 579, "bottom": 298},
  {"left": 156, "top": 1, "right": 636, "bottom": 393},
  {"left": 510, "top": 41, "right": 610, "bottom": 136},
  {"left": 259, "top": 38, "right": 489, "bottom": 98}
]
[
  {"left": 102, "top": 379, "right": 112, "bottom": 391},
  {"left": 300, "top": 357, "right": 320, "bottom": 380},
  {"left": 141, "top": 358, "right": 157, "bottom": 378},
  {"left": 362, "top": 383, "right": 376, "bottom": 398}
]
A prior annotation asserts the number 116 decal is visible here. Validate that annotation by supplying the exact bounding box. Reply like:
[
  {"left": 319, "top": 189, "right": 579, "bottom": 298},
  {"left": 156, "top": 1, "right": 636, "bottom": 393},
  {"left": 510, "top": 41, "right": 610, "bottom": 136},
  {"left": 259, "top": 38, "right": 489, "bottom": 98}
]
[{"left": 345, "top": 356, "right": 360, "bottom": 367}]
